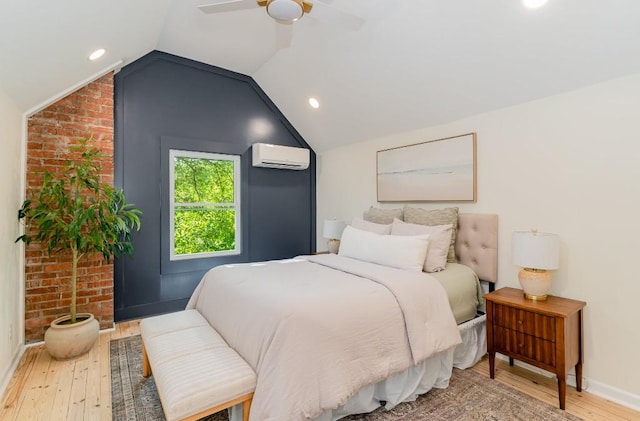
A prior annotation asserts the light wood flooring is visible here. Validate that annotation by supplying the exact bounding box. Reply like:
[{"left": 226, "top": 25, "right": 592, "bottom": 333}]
[{"left": 1, "top": 320, "right": 639, "bottom": 421}]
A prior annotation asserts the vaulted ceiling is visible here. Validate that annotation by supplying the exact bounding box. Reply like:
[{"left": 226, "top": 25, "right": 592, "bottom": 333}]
[{"left": 2, "top": 0, "right": 640, "bottom": 151}]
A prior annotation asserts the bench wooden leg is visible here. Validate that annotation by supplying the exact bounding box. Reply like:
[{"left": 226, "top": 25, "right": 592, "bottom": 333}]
[
  {"left": 180, "top": 393, "right": 254, "bottom": 421},
  {"left": 243, "top": 394, "right": 253, "bottom": 421},
  {"left": 142, "top": 342, "right": 151, "bottom": 377}
]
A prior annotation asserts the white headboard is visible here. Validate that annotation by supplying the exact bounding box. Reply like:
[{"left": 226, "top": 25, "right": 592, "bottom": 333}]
[{"left": 455, "top": 213, "right": 498, "bottom": 284}]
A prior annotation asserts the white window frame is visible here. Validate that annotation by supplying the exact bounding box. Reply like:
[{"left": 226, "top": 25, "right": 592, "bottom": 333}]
[{"left": 169, "top": 149, "right": 241, "bottom": 261}]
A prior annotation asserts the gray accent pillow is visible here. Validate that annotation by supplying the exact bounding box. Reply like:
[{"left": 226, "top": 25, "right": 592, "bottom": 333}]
[
  {"left": 363, "top": 206, "right": 404, "bottom": 224},
  {"left": 403, "top": 206, "right": 459, "bottom": 262}
]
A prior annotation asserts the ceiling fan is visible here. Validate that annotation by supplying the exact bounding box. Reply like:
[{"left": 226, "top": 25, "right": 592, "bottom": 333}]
[{"left": 198, "top": 0, "right": 364, "bottom": 48}]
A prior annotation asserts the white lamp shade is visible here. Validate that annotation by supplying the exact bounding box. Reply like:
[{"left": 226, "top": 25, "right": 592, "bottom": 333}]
[
  {"left": 512, "top": 231, "right": 560, "bottom": 270},
  {"left": 323, "top": 219, "right": 345, "bottom": 240}
]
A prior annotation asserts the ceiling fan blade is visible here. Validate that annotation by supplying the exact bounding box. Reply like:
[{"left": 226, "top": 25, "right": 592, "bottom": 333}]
[
  {"left": 310, "top": 1, "right": 364, "bottom": 30},
  {"left": 198, "top": 0, "right": 258, "bottom": 14},
  {"left": 275, "top": 22, "right": 293, "bottom": 49}
]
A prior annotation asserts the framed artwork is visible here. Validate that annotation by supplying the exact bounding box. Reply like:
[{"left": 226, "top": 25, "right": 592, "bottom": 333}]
[{"left": 377, "top": 133, "right": 477, "bottom": 202}]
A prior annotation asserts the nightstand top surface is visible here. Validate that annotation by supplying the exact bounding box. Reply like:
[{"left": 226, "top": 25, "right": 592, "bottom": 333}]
[{"left": 484, "top": 287, "right": 586, "bottom": 317}]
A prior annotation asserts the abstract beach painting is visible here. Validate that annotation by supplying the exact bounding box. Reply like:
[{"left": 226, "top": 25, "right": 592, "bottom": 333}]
[{"left": 377, "top": 133, "right": 476, "bottom": 202}]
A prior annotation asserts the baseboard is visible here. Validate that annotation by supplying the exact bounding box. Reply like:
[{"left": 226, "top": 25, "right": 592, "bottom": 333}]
[
  {"left": 101, "top": 324, "right": 116, "bottom": 334},
  {"left": 587, "top": 378, "right": 640, "bottom": 412},
  {"left": 0, "top": 344, "right": 26, "bottom": 403},
  {"left": 495, "top": 354, "right": 640, "bottom": 412}
]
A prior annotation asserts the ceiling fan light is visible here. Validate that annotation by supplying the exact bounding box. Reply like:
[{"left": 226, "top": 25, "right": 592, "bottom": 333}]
[
  {"left": 266, "top": 0, "right": 304, "bottom": 23},
  {"left": 522, "top": 0, "right": 548, "bottom": 9}
]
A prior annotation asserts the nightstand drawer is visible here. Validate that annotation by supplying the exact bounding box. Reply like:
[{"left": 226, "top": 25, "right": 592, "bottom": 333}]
[
  {"left": 493, "top": 303, "right": 556, "bottom": 341},
  {"left": 493, "top": 325, "right": 556, "bottom": 367}
]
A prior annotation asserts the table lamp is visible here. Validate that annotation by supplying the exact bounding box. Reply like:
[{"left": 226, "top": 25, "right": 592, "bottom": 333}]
[
  {"left": 512, "top": 229, "right": 560, "bottom": 300},
  {"left": 323, "top": 219, "right": 345, "bottom": 254}
]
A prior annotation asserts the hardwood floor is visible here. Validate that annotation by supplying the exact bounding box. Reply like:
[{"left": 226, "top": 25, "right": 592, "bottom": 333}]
[{"left": 1, "top": 320, "right": 639, "bottom": 420}]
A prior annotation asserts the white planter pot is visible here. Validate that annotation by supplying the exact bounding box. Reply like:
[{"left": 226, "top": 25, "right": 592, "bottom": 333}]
[{"left": 44, "top": 313, "right": 100, "bottom": 360}]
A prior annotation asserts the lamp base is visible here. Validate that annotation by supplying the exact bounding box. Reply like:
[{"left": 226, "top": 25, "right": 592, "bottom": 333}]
[
  {"left": 327, "top": 239, "right": 340, "bottom": 254},
  {"left": 518, "top": 268, "right": 552, "bottom": 301},
  {"left": 524, "top": 292, "right": 549, "bottom": 301}
]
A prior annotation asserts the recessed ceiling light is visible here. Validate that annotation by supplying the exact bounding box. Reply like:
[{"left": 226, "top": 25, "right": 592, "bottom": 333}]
[
  {"left": 88, "top": 48, "right": 106, "bottom": 61},
  {"left": 522, "top": 0, "right": 548, "bottom": 9},
  {"left": 308, "top": 97, "right": 320, "bottom": 109}
]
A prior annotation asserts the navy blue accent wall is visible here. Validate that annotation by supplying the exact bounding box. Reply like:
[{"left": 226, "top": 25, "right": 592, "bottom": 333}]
[{"left": 114, "top": 51, "right": 316, "bottom": 321}]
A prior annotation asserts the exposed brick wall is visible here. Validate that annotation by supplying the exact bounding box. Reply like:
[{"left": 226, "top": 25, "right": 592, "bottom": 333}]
[{"left": 25, "top": 73, "right": 114, "bottom": 343}]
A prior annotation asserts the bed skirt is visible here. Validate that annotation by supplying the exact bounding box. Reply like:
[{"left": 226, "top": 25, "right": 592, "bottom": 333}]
[
  {"left": 453, "top": 313, "right": 487, "bottom": 369},
  {"left": 229, "top": 314, "right": 486, "bottom": 421}
]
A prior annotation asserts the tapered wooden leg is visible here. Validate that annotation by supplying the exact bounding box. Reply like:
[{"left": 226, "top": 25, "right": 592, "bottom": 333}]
[
  {"left": 242, "top": 394, "right": 253, "bottom": 421},
  {"left": 142, "top": 342, "right": 151, "bottom": 377},
  {"left": 486, "top": 300, "right": 496, "bottom": 379},
  {"left": 488, "top": 351, "right": 496, "bottom": 378},
  {"left": 576, "top": 309, "right": 584, "bottom": 392},
  {"left": 575, "top": 363, "right": 583, "bottom": 392},
  {"left": 558, "top": 376, "right": 567, "bottom": 410}
]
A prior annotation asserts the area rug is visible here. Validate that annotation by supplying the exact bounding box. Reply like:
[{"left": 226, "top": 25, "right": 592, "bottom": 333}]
[{"left": 111, "top": 335, "right": 582, "bottom": 421}]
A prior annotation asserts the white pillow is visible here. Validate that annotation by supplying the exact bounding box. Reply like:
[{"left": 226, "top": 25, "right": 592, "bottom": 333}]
[
  {"left": 338, "top": 225, "right": 429, "bottom": 272},
  {"left": 350, "top": 218, "right": 392, "bottom": 235},
  {"left": 391, "top": 219, "right": 453, "bottom": 273}
]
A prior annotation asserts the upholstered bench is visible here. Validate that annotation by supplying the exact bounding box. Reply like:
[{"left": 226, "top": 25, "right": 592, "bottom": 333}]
[{"left": 140, "top": 309, "right": 257, "bottom": 421}]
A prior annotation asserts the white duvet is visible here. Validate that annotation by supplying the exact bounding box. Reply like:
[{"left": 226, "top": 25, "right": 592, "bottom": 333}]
[{"left": 186, "top": 254, "right": 461, "bottom": 421}]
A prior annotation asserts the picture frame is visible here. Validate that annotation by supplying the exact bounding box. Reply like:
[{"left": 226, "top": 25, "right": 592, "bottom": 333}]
[{"left": 377, "top": 133, "right": 477, "bottom": 202}]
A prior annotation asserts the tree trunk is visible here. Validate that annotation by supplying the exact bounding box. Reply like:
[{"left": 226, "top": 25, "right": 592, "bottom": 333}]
[{"left": 71, "top": 247, "right": 78, "bottom": 324}]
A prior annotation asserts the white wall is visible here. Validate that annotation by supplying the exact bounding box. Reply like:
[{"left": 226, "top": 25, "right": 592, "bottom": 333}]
[
  {"left": 317, "top": 73, "right": 640, "bottom": 401},
  {"left": 0, "top": 87, "right": 24, "bottom": 395}
]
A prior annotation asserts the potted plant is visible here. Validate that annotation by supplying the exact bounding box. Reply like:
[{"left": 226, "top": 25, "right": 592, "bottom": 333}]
[{"left": 17, "top": 138, "right": 141, "bottom": 360}]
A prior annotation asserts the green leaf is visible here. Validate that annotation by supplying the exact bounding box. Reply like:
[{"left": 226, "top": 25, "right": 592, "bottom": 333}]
[{"left": 18, "top": 137, "right": 143, "bottom": 316}]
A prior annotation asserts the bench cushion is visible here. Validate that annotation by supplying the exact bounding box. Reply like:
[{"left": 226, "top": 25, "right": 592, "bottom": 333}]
[
  {"left": 139, "top": 309, "right": 210, "bottom": 339},
  {"left": 154, "top": 347, "right": 257, "bottom": 421},
  {"left": 144, "top": 325, "right": 228, "bottom": 366}
]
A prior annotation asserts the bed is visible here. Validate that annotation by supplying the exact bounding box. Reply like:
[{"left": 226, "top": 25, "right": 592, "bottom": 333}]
[{"left": 186, "top": 213, "right": 498, "bottom": 421}]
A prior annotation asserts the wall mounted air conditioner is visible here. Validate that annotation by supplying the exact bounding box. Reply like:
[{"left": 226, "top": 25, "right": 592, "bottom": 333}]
[{"left": 252, "top": 143, "right": 310, "bottom": 170}]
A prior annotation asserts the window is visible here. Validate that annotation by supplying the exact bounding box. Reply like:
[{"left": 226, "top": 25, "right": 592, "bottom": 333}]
[{"left": 169, "top": 150, "right": 241, "bottom": 260}]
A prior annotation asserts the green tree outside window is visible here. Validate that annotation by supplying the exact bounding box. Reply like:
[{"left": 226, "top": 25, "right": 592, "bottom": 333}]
[{"left": 171, "top": 152, "right": 240, "bottom": 258}]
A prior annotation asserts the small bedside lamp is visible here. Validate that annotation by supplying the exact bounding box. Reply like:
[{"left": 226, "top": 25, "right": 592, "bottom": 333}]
[
  {"left": 323, "top": 219, "right": 345, "bottom": 254},
  {"left": 512, "top": 229, "right": 560, "bottom": 300}
]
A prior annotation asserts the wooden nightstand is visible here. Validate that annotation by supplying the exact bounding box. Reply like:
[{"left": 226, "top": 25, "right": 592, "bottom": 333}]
[{"left": 484, "top": 287, "right": 586, "bottom": 410}]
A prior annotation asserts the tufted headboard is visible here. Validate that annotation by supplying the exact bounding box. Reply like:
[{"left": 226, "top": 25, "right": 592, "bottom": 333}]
[{"left": 455, "top": 213, "right": 498, "bottom": 285}]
